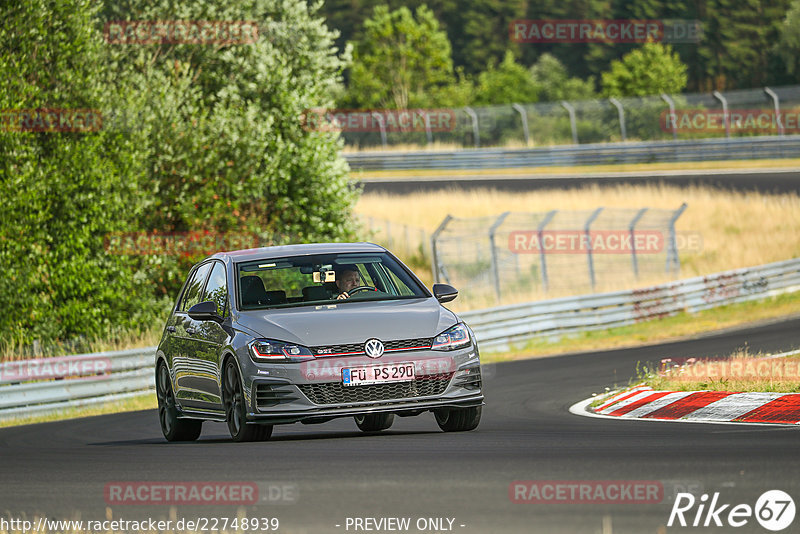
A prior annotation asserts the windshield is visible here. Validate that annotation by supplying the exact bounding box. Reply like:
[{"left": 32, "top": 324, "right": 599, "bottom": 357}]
[{"left": 236, "top": 252, "right": 428, "bottom": 310}]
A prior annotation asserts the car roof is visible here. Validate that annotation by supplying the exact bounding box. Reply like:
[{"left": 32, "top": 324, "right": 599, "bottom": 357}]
[{"left": 208, "top": 242, "right": 388, "bottom": 263}]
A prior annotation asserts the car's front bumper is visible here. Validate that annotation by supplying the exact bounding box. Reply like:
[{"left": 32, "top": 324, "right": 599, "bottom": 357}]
[{"left": 243, "top": 346, "right": 484, "bottom": 424}]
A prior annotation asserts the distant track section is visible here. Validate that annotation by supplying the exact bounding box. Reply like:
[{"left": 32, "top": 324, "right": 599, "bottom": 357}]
[
  {"left": 345, "top": 135, "right": 800, "bottom": 171},
  {"left": 358, "top": 167, "right": 800, "bottom": 193}
]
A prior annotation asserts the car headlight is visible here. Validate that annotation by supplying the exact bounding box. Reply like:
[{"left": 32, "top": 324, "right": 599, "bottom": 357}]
[
  {"left": 432, "top": 323, "right": 471, "bottom": 351},
  {"left": 249, "top": 339, "right": 314, "bottom": 362}
]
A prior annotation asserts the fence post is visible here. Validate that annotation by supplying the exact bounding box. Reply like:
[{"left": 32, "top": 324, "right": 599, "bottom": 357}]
[
  {"left": 584, "top": 207, "right": 604, "bottom": 291},
  {"left": 660, "top": 94, "right": 677, "bottom": 140},
  {"left": 464, "top": 107, "right": 480, "bottom": 148},
  {"left": 628, "top": 208, "right": 649, "bottom": 279},
  {"left": 561, "top": 101, "right": 578, "bottom": 144},
  {"left": 764, "top": 87, "right": 784, "bottom": 136},
  {"left": 489, "top": 212, "right": 511, "bottom": 302},
  {"left": 537, "top": 210, "right": 557, "bottom": 292},
  {"left": 712, "top": 91, "right": 730, "bottom": 138},
  {"left": 370, "top": 112, "right": 387, "bottom": 148},
  {"left": 416, "top": 109, "right": 433, "bottom": 145},
  {"left": 666, "top": 203, "right": 688, "bottom": 275},
  {"left": 609, "top": 97, "right": 627, "bottom": 141},
  {"left": 512, "top": 103, "right": 530, "bottom": 145},
  {"left": 431, "top": 215, "right": 453, "bottom": 284}
]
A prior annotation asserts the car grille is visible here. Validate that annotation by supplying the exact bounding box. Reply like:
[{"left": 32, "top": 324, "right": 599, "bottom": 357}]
[
  {"left": 298, "top": 372, "right": 453, "bottom": 405},
  {"left": 311, "top": 337, "right": 433, "bottom": 356}
]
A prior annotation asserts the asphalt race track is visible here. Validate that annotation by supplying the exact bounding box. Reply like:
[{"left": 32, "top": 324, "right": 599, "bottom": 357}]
[{"left": 2, "top": 317, "right": 800, "bottom": 534}]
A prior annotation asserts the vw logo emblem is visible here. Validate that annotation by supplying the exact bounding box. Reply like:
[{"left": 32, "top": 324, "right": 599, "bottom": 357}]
[{"left": 364, "top": 338, "right": 384, "bottom": 359}]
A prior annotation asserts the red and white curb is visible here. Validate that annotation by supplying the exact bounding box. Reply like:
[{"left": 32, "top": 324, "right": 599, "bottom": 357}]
[
  {"left": 570, "top": 349, "right": 800, "bottom": 426},
  {"left": 570, "top": 387, "right": 800, "bottom": 426}
]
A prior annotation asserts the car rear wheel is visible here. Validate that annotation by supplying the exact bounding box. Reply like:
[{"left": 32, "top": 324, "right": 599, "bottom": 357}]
[
  {"left": 156, "top": 363, "right": 202, "bottom": 442},
  {"left": 434, "top": 406, "right": 481, "bottom": 432},
  {"left": 354, "top": 413, "right": 394, "bottom": 432},
  {"left": 223, "top": 360, "right": 273, "bottom": 442}
]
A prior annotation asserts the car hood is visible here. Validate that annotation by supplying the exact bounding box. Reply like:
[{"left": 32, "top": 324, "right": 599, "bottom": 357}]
[{"left": 234, "top": 297, "right": 458, "bottom": 346}]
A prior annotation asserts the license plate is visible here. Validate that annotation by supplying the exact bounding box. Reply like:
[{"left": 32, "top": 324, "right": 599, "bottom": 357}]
[{"left": 342, "top": 363, "right": 416, "bottom": 386}]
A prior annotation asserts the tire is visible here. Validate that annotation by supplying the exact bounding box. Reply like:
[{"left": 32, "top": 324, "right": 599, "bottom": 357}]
[
  {"left": 434, "top": 406, "right": 481, "bottom": 432},
  {"left": 354, "top": 413, "right": 395, "bottom": 432},
  {"left": 223, "top": 360, "right": 273, "bottom": 442},
  {"left": 156, "top": 362, "right": 202, "bottom": 442}
]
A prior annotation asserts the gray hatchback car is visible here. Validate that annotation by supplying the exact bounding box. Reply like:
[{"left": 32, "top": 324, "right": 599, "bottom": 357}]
[{"left": 155, "top": 242, "right": 484, "bottom": 442}]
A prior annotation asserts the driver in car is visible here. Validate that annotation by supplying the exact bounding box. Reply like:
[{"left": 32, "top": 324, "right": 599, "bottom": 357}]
[{"left": 334, "top": 266, "right": 362, "bottom": 300}]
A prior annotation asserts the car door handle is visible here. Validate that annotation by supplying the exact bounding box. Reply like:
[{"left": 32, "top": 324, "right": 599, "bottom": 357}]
[
  {"left": 166, "top": 326, "right": 176, "bottom": 333},
  {"left": 186, "top": 327, "right": 197, "bottom": 335}
]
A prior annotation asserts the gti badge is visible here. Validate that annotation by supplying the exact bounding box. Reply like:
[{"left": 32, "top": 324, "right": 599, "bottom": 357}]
[{"left": 364, "top": 338, "right": 385, "bottom": 359}]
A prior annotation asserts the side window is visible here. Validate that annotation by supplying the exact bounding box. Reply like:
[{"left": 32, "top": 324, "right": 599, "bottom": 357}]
[
  {"left": 180, "top": 262, "right": 213, "bottom": 312},
  {"left": 202, "top": 262, "right": 228, "bottom": 317}
]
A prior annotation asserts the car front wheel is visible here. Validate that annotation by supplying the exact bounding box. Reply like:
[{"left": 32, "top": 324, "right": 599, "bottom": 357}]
[
  {"left": 156, "top": 362, "right": 202, "bottom": 442},
  {"left": 354, "top": 413, "right": 394, "bottom": 432},
  {"left": 223, "top": 360, "right": 273, "bottom": 442},
  {"left": 434, "top": 406, "right": 481, "bottom": 432}
]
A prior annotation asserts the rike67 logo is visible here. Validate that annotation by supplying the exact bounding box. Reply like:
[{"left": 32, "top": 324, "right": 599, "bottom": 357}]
[{"left": 668, "top": 490, "right": 795, "bottom": 531}]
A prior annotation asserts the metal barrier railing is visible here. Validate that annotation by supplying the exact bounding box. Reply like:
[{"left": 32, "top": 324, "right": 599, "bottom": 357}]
[
  {"left": 1, "top": 257, "right": 798, "bottom": 421},
  {"left": 345, "top": 135, "right": 800, "bottom": 171}
]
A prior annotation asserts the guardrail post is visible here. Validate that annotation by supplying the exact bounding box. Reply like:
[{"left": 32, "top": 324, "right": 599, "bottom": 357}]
[
  {"left": 464, "top": 107, "right": 480, "bottom": 148},
  {"left": 712, "top": 91, "right": 730, "bottom": 138},
  {"left": 371, "top": 111, "right": 387, "bottom": 148},
  {"left": 609, "top": 97, "right": 627, "bottom": 141},
  {"left": 538, "top": 210, "right": 557, "bottom": 292},
  {"left": 561, "top": 101, "right": 578, "bottom": 144},
  {"left": 585, "top": 207, "right": 604, "bottom": 291},
  {"left": 764, "top": 87, "right": 784, "bottom": 136},
  {"left": 666, "top": 203, "right": 688, "bottom": 275},
  {"left": 489, "top": 212, "right": 511, "bottom": 302},
  {"left": 629, "top": 208, "right": 649, "bottom": 279},
  {"left": 660, "top": 94, "right": 678, "bottom": 140},
  {"left": 431, "top": 215, "right": 453, "bottom": 284},
  {"left": 512, "top": 103, "right": 530, "bottom": 145}
]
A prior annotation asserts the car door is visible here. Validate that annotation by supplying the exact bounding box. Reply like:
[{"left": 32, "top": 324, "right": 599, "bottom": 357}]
[
  {"left": 184, "top": 260, "right": 230, "bottom": 411},
  {"left": 171, "top": 261, "right": 213, "bottom": 406}
]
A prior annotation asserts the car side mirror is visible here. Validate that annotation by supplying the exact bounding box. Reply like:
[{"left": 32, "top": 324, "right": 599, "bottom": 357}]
[
  {"left": 432, "top": 283, "right": 458, "bottom": 303},
  {"left": 188, "top": 300, "right": 222, "bottom": 322}
]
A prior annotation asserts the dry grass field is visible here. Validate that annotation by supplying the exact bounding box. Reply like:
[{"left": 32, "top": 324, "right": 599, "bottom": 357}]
[{"left": 356, "top": 183, "right": 800, "bottom": 311}]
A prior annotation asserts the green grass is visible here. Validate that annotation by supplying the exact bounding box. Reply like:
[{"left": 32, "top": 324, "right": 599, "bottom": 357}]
[{"left": 481, "top": 290, "right": 800, "bottom": 363}]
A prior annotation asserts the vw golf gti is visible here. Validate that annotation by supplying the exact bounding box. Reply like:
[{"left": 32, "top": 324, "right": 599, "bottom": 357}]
[{"left": 155, "top": 243, "right": 484, "bottom": 441}]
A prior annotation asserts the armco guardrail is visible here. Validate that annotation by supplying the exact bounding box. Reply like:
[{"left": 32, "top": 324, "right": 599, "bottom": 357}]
[
  {"left": 461, "top": 257, "right": 800, "bottom": 352},
  {"left": 0, "top": 347, "right": 155, "bottom": 422},
  {"left": 1, "top": 257, "right": 799, "bottom": 422},
  {"left": 345, "top": 136, "right": 800, "bottom": 171}
]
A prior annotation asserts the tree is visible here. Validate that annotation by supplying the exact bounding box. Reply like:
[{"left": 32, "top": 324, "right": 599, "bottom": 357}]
[
  {"left": 345, "top": 4, "right": 455, "bottom": 109},
  {"left": 473, "top": 51, "right": 540, "bottom": 105},
  {"left": 773, "top": 0, "right": 800, "bottom": 80},
  {"left": 530, "top": 53, "right": 596, "bottom": 102},
  {"left": 0, "top": 0, "right": 162, "bottom": 347},
  {"left": 601, "top": 41, "right": 688, "bottom": 97},
  {"left": 0, "top": 0, "right": 360, "bottom": 348}
]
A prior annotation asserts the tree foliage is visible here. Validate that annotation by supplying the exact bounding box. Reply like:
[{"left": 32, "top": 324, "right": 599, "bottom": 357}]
[
  {"left": 345, "top": 4, "right": 454, "bottom": 109},
  {"left": 1, "top": 0, "right": 358, "bottom": 349},
  {"left": 601, "top": 41, "right": 688, "bottom": 97}
]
